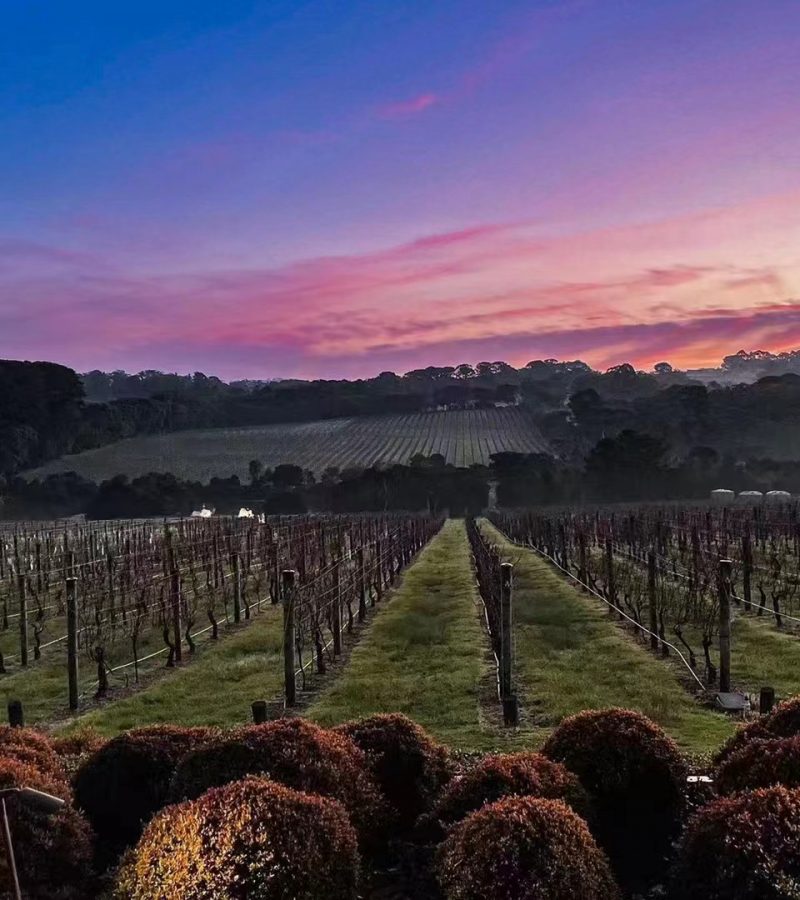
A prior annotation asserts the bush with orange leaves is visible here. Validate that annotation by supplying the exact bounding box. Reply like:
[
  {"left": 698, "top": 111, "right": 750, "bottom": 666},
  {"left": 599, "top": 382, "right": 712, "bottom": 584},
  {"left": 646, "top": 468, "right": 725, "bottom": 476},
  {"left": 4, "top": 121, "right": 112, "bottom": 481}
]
[
  {"left": 0, "top": 725, "right": 66, "bottom": 783},
  {"left": 116, "top": 777, "right": 359, "bottom": 900},
  {"left": 421, "top": 751, "right": 589, "bottom": 840},
  {"left": 74, "top": 724, "right": 215, "bottom": 856},
  {"left": 436, "top": 795, "right": 619, "bottom": 900},
  {"left": 716, "top": 734, "right": 800, "bottom": 795},
  {"left": 715, "top": 694, "right": 800, "bottom": 765},
  {"left": 168, "top": 718, "right": 386, "bottom": 850},
  {"left": 542, "top": 708, "right": 686, "bottom": 889},
  {"left": 0, "top": 757, "right": 93, "bottom": 899},
  {"left": 334, "top": 713, "right": 453, "bottom": 831},
  {"left": 672, "top": 785, "right": 800, "bottom": 899}
]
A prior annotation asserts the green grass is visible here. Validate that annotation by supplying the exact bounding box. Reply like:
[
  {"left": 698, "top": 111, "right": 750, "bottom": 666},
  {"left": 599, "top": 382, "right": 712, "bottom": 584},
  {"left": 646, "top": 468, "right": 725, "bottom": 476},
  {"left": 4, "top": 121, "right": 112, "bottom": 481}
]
[
  {"left": 481, "top": 520, "right": 735, "bottom": 755},
  {"left": 309, "top": 520, "right": 521, "bottom": 751},
  {"left": 57, "top": 604, "right": 284, "bottom": 736}
]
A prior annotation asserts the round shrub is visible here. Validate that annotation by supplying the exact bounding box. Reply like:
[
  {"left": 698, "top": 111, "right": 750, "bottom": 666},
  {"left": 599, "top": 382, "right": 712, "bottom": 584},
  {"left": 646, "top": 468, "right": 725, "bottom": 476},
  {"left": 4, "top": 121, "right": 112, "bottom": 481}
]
[
  {"left": 423, "top": 751, "right": 589, "bottom": 839},
  {"left": 716, "top": 735, "right": 800, "bottom": 795},
  {"left": 334, "top": 713, "right": 453, "bottom": 830},
  {"left": 169, "top": 718, "right": 386, "bottom": 850},
  {"left": 74, "top": 724, "right": 215, "bottom": 854},
  {"left": 0, "top": 725, "right": 66, "bottom": 782},
  {"left": 542, "top": 708, "right": 686, "bottom": 888},
  {"left": 116, "top": 776, "right": 359, "bottom": 899},
  {"left": 436, "top": 796, "right": 619, "bottom": 900},
  {"left": 673, "top": 785, "right": 800, "bottom": 899},
  {"left": 0, "top": 757, "right": 93, "bottom": 899},
  {"left": 715, "top": 695, "right": 800, "bottom": 765}
]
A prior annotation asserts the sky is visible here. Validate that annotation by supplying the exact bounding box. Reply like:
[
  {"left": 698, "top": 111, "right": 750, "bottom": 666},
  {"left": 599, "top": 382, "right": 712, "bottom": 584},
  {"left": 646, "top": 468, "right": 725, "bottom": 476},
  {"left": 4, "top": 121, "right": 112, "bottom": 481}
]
[{"left": 2, "top": 0, "right": 800, "bottom": 380}]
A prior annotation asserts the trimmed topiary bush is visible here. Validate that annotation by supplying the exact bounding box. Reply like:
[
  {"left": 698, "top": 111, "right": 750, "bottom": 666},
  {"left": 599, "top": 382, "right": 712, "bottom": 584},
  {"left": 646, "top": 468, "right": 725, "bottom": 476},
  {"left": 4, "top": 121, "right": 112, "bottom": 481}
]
[
  {"left": 716, "top": 735, "right": 800, "bottom": 795},
  {"left": 169, "top": 718, "right": 387, "bottom": 849},
  {"left": 0, "top": 758, "right": 94, "bottom": 899},
  {"left": 334, "top": 713, "right": 453, "bottom": 831},
  {"left": 421, "top": 751, "right": 589, "bottom": 840},
  {"left": 542, "top": 707, "right": 686, "bottom": 889},
  {"left": 116, "top": 776, "right": 359, "bottom": 900},
  {"left": 436, "top": 795, "right": 619, "bottom": 900},
  {"left": 715, "top": 695, "right": 800, "bottom": 765},
  {"left": 74, "top": 724, "right": 215, "bottom": 855},
  {"left": 0, "top": 725, "right": 67, "bottom": 783},
  {"left": 673, "top": 785, "right": 800, "bottom": 899}
]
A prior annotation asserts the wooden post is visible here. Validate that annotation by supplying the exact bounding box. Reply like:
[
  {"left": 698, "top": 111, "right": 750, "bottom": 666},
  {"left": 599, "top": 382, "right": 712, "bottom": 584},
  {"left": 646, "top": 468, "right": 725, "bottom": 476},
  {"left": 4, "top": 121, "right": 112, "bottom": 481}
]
[
  {"left": 578, "top": 531, "right": 587, "bottom": 584},
  {"left": 718, "top": 559, "right": 733, "bottom": 693},
  {"left": 67, "top": 577, "right": 79, "bottom": 712},
  {"left": 232, "top": 553, "right": 242, "bottom": 624},
  {"left": 759, "top": 686, "right": 775, "bottom": 715},
  {"left": 332, "top": 562, "right": 342, "bottom": 656},
  {"left": 648, "top": 550, "right": 658, "bottom": 651},
  {"left": 500, "top": 563, "right": 518, "bottom": 726},
  {"left": 170, "top": 551, "right": 182, "bottom": 666},
  {"left": 7, "top": 700, "right": 23, "bottom": 728},
  {"left": 282, "top": 570, "right": 297, "bottom": 707},
  {"left": 742, "top": 531, "right": 752, "bottom": 613},
  {"left": 500, "top": 563, "right": 513, "bottom": 698},
  {"left": 357, "top": 547, "right": 367, "bottom": 622},
  {"left": 17, "top": 575, "right": 28, "bottom": 668},
  {"left": 251, "top": 700, "right": 267, "bottom": 724},
  {"left": 605, "top": 538, "right": 616, "bottom": 615}
]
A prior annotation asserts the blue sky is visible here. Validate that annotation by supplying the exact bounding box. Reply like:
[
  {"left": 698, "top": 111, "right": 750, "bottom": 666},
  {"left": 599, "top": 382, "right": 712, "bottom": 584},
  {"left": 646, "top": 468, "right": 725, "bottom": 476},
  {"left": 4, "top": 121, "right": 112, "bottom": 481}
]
[{"left": 2, "top": 1, "right": 800, "bottom": 377}]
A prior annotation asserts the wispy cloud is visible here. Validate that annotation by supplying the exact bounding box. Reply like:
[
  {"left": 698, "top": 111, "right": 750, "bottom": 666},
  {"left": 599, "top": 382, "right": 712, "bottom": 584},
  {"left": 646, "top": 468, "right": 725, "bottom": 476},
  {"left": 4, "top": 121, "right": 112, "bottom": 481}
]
[
  {"left": 2, "top": 189, "right": 799, "bottom": 378},
  {"left": 377, "top": 92, "right": 439, "bottom": 119}
]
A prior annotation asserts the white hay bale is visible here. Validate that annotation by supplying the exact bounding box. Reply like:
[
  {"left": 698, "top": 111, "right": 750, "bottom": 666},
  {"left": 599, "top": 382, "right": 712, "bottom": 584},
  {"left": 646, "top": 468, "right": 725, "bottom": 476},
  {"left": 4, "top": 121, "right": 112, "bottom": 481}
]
[
  {"left": 191, "top": 507, "right": 213, "bottom": 518},
  {"left": 237, "top": 508, "right": 254, "bottom": 519},
  {"left": 765, "top": 490, "right": 792, "bottom": 503},
  {"left": 710, "top": 489, "right": 735, "bottom": 505},
  {"left": 738, "top": 491, "right": 763, "bottom": 504}
]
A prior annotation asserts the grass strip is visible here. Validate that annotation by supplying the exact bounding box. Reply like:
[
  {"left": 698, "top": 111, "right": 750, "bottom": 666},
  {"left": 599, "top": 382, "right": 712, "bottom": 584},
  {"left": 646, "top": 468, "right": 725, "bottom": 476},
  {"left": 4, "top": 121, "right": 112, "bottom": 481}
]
[
  {"left": 309, "top": 520, "right": 519, "bottom": 751},
  {"left": 482, "top": 520, "right": 734, "bottom": 755},
  {"left": 58, "top": 605, "right": 283, "bottom": 736}
]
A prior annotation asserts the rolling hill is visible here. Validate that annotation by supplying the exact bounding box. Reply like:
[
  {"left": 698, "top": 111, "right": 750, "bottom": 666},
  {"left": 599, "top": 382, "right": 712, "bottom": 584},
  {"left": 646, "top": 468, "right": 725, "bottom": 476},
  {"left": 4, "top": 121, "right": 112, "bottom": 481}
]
[{"left": 27, "top": 407, "right": 550, "bottom": 483}]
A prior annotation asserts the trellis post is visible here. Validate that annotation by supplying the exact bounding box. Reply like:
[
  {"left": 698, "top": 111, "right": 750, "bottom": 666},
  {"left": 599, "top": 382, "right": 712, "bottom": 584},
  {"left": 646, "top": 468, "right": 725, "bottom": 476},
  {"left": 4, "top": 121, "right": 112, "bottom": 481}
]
[
  {"left": 718, "top": 559, "right": 733, "bottom": 693},
  {"left": 282, "top": 569, "right": 297, "bottom": 707}
]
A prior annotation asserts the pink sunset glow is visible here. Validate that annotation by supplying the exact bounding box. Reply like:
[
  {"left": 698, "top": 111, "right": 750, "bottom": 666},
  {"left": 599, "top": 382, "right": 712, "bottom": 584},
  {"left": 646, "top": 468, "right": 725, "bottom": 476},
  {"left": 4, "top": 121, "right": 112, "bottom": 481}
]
[{"left": 3, "top": 1, "right": 800, "bottom": 379}]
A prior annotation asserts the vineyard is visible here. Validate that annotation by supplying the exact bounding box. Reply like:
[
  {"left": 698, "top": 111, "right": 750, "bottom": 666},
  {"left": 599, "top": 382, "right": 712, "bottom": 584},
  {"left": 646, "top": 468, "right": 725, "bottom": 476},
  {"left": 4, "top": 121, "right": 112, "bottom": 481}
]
[
  {"left": 3, "top": 507, "right": 800, "bottom": 898},
  {"left": 0, "top": 513, "right": 441, "bottom": 723},
  {"left": 487, "top": 503, "right": 800, "bottom": 703},
  {"left": 27, "top": 407, "right": 549, "bottom": 482}
]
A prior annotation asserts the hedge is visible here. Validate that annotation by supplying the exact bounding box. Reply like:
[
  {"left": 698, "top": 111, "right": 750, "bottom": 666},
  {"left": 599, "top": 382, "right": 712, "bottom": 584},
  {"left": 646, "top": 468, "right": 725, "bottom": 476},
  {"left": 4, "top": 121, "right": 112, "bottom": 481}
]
[
  {"left": 673, "top": 785, "right": 800, "bottom": 899},
  {"left": 436, "top": 796, "right": 619, "bottom": 900},
  {"left": 334, "top": 713, "right": 452, "bottom": 831},
  {"left": 168, "top": 718, "right": 387, "bottom": 850},
  {"left": 542, "top": 707, "right": 686, "bottom": 889},
  {"left": 116, "top": 777, "right": 359, "bottom": 899}
]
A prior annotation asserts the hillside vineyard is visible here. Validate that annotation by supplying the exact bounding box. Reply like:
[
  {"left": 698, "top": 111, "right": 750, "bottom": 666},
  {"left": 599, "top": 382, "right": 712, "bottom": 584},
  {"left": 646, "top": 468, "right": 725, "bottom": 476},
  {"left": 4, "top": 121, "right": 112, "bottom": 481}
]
[{"left": 28, "top": 408, "right": 550, "bottom": 482}]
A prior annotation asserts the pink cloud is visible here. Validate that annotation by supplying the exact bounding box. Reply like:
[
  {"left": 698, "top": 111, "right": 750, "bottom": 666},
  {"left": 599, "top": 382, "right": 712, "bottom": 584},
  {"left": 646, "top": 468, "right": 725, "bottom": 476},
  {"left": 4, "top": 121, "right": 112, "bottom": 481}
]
[
  {"left": 377, "top": 92, "right": 439, "bottom": 119},
  {"left": 2, "top": 188, "right": 800, "bottom": 378}
]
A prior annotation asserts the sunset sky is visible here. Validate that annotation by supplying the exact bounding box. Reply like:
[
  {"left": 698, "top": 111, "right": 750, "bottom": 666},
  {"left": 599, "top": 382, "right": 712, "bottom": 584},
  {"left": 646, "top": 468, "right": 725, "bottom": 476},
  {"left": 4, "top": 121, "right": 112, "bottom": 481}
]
[{"left": 3, "top": 0, "right": 800, "bottom": 379}]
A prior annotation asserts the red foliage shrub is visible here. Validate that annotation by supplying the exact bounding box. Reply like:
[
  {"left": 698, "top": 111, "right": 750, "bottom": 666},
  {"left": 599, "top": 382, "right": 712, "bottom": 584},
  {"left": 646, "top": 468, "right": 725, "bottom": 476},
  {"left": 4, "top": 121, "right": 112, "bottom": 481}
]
[
  {"left": 422, "top": 751, "right": 588, "bottom": 840},
  {"left": 52, "top": 726, "right": 107, "bottom": 761},
  {"left": 673, "top": 785, "right": 800, "bottom": 899},
  {"left": 542, "top": 708, "right": 686, "bottom": 889},
  {"left": 0, "top": 758, "right": 93, "bottom": 899},
  {"left": 116, "top": 777, "right": 359, "bottom": 899},
  {"left": 716, "top": 735, "right": 800, "bottom": 795},
  {"left": 436, "top": 796, "right": 619, "bottom": 900},
  {"left": 169, "top": 718, "right": 386, "bottom": 850},
  {"left": 74, "top": 724, "right": 215, "bottom": 854},
  {"left": 0, "top": 725, "right": 66, "bottom": 783},
  {"left": 334, "top": 713, "right": 453, "bottom": 830},
  {"left": 715, "top": 695, "right": 800, "bottom": 765}
]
